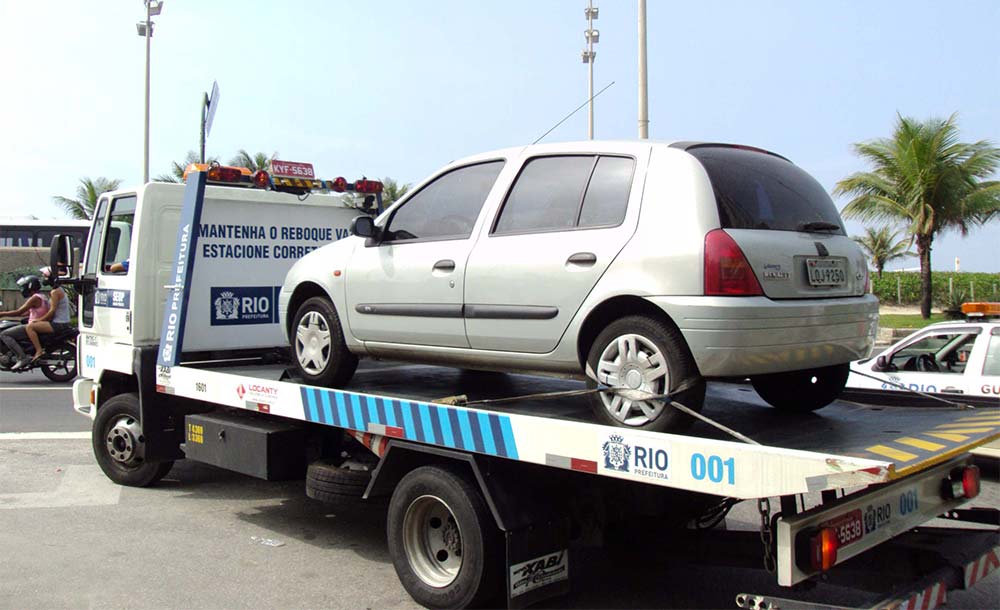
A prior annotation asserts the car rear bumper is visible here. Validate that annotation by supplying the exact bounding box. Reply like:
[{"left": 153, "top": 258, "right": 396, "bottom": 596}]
[{"left": 646, "top": 294, "right": 879, "bottom": 377}]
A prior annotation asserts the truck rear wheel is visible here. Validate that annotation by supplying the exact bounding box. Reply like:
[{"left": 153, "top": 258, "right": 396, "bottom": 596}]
[
  {"left": 387, "top": 465, "right": 502, "bottom": 609},
  {"left": 751, "top": 363, "right": 850, "bottom": 412},
  {"left": 92, "top": 393, "right": 173, "bottom": 487},
  {"left": 291, "top": 296, "right": 358, "bottom": 387}
]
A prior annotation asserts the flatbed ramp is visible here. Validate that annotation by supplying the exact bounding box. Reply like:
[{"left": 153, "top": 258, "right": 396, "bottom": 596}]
[{"left": 158, "top": 361, "right": 1000, "bottom": 499}]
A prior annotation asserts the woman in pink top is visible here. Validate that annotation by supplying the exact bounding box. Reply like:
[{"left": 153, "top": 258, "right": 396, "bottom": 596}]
[{"left": 0, "top": 274, "right": 50, "bottom": 369}]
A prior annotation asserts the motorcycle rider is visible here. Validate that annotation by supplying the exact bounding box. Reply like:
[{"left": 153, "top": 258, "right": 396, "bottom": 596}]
[
  {"left": 24, "top": 267, "right": 71, "bottom": 368},
  {"left": 0, "top": 275, "right": 49, "bottom": 370}
]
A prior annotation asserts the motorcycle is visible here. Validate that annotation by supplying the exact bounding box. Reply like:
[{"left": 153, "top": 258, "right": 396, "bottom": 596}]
[{"left": 0, "top": 317, "right": 78, "bottom": 381}]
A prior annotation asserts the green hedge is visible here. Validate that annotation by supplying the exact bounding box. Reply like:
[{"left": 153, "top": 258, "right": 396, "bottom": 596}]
[{"left": 872, "top": 271, "right": 1000, "bottom": 306}]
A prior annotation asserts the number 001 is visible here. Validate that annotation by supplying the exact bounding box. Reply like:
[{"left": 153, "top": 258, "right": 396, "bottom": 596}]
[{"left": 691, "top": 453, "right": 735, "bottom": 484}]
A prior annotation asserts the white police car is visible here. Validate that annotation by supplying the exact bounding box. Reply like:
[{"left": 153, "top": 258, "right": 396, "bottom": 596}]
[{"left": 845, "top": 303, "right": 1000, "bottom": 408}]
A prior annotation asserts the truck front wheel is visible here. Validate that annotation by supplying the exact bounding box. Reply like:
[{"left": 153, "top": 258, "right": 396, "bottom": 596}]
[
  {"left": 92, "top": 393, "right": 173, "bottom": 487},
  {"left": 387, "top": 465, "right": 502, "bottom": 609}
]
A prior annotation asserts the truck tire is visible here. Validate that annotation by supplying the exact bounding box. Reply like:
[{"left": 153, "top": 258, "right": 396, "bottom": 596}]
[
  {"left": 92, "top": 393, "right": 174, "bottom": 487},
  {"left": 305, "top": 460, "right": 374, "bottom": 507},
  {"left": 291, "top": 296, "right": 358, "bottom": 388},
  {"left": 586, "top": 315, "right": 705, "bottom": 433},
  {"left": 751, "top": 363, "right": 849, "bottom": 413},
  {"left": 387, "top": 465, "right": 502, "bottom": 609}
]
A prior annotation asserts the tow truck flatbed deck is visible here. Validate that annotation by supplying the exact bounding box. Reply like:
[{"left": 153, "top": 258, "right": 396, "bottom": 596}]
[{"left": 159, "top": 359, "right": 1000, "bottom": 498}]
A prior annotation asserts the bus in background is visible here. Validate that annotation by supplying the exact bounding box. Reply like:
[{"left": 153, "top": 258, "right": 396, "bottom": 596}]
[{"left": 0, "top": 218, "right": 91, "bottom": 250}]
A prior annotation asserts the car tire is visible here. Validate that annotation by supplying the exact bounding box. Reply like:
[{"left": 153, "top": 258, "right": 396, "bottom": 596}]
[
  {"left": 586, "top": 315, "right": 705, "bottom": 433},
  {"left": 387, "top": 465, "right": 502, "bottom": 609},
  {"left": 291, "top": 296, "right": 358, "bottom": 388},
  {"left": 92, "top": 393, "right": 174, "bottom": 487},
  {"left": 751, "top": 363, "right": 850, "bottom": 412}
]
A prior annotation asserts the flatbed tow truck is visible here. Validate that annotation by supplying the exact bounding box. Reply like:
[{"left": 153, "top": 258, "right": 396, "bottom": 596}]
[{"left": 52, "top": 167, "right": 999, "bottom": 609}]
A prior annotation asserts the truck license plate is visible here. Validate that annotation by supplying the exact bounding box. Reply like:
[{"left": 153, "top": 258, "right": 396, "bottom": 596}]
[{"left": 806, "top": 258, "right": 846, "bottom": 287}]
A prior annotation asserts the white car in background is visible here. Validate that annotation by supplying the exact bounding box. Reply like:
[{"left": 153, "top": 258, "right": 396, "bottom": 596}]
[{"left": 844, "top": 303, "right": 1000, "bottom": 409}]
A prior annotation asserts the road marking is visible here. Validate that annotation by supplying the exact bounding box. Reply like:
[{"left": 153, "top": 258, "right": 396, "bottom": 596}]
[
  {"left": 0, "top": 465, "right": 121, "bottom": 509},
  {"left": 867, "top": 444, "right": 918, "bottom": 462},
  {"left": 896, "top": 437, "right": 945, "bottom": 451},
  {"left": 0, "top": 432, "right": 90, "bottom": 440},
  {"left": 0, "top": 387, "right": 73, "bottom": 391},
  {"left": 931, "top": 428, "right": 994, "bottom": 434}
]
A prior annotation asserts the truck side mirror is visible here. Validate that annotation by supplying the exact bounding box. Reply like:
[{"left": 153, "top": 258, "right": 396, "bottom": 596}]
[{"left": 49, "top": 234, "right": 77, "bottom": 281}]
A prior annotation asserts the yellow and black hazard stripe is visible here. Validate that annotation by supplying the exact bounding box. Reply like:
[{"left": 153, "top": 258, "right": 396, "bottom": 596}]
[{"left": 864, "top": 411, "right": 1000, "bottom": 477}]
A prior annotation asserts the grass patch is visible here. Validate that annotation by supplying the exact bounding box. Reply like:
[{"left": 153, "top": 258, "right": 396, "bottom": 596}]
[{"left": 878, "top": 313, "right": 948, "bottom": 329}]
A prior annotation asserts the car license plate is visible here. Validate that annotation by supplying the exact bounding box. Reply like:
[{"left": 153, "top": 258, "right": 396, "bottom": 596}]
[
  {"left": 806, "top": 258, "right": 846, "bottom": 287},
  {"left": 821, "top": 509, "right": 864, "bottom": 547}
]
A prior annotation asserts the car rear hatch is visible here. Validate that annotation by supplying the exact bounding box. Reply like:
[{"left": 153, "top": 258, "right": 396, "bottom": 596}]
[{"left": 685, "top": 144, "right": 866, "bottom": 299}]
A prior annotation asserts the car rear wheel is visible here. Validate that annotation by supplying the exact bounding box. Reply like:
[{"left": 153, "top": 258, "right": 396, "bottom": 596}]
[
  {"left": 586, "top": 315, "right": 704, "bottom": 433},
  {"left": 291, "top": 296, "right": 358, "bottom": 387},
  {"left": 751, "top": 363, "right": 850, "bottom": 412}
]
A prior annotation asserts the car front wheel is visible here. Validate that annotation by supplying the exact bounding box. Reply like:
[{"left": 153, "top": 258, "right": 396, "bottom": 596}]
[
  {"left": 586, "top": 315, "right": 704, "bottom": 433},
  {"left": 291, "top": 296, "right": 358, "bottom": 387},
  {"left": 751, "top": 363, "right": 850, "bottom": 412}
]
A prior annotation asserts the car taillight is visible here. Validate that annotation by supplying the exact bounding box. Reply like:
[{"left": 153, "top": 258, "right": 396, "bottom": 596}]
[
  {"left": 796, "top": 527, "right": 839, "bottom": 572},
  {"left": 704, "top": 229, "right": 763, "bottom": 296},
  {"left": 943, "top": 465, "right": 980, "bottom": 500}
]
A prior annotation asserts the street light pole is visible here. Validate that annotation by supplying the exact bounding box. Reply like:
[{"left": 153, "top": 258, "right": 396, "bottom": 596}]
[
  {"left": 582, "top": 2, "right": 599, "bottom": 140},
  {"left": 638, "top": 0, "right": 648, "bottom": 139},
  {"left": 143, "top": 3, "right": 151, "bottom": 184},
  {"left": 137, "top": 1, "right": 163, "bottom": 184}
]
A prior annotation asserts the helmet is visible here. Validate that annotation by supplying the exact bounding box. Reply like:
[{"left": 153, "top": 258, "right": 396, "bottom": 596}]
[{"left": 16, "top": 275, "right": 42, "bottom": 298}]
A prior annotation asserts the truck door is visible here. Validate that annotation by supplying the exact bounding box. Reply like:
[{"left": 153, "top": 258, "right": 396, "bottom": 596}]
[
  {"left": 79, "top": 195, "right": 136, "bottom": 359},
  {"left": 344, "top": 162, "right": 504, "bottom": 348},
  {"left": 465, "top": 155, "right": 639, "bottom": 352}
]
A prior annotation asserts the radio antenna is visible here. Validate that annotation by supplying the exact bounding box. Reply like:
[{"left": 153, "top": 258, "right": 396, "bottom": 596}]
[{"left": 532, "top": 81, "right": 615, "bottom": 145}]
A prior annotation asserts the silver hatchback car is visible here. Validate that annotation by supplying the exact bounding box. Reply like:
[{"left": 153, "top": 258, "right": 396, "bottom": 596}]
[{"left": 280, "top": 141, "right": 878, "bottom": 432}]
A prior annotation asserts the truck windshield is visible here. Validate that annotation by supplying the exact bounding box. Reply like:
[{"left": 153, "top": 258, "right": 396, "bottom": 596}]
[{"left": 688, "top": 146, "right": 845, "bottom": 234}]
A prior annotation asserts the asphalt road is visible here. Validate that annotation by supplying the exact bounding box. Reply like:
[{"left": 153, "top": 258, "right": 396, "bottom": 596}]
[{"left": 1, "top": 372, "right": 997, "bottom": 609}]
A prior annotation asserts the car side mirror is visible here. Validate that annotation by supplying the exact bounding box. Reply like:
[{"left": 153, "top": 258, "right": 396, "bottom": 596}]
[
  {"left": 350, "top": 215, "right": 382, "bottom": 245},
  {"left": 49, "top": 234, "right": 77, "bottom": 281},
  {"left": 873, "top": 355, "right": 888, "bottom": 371}
]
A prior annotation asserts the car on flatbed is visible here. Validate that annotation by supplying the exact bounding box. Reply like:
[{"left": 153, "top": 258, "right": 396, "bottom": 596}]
[{"left": 280, "top": 140, "right": 878, "bottom": 432}]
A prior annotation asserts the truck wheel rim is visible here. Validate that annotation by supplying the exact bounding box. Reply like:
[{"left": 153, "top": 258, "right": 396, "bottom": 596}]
[
  {"left": 402, "top": 495, "right": 463, "bottom": 588},
  {"left": 596, "top": 333, "right": 669, "bottom": 426},
  {"left": 106, "top": 415, "right": 143, "bottom": 465},
  {"left": 295, "top": 311, "right": 331, "bottom": 375}
]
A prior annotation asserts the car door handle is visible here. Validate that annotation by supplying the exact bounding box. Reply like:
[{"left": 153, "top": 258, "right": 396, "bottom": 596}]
[
  {"left": 940, "top": 388, "right": 964, "bottom": 394},
  {"left": 433, "top": 259, "right": 456, "bottom": 272},
  {"left": 566, "top": 252, "right": 597, "bottom": 266}
]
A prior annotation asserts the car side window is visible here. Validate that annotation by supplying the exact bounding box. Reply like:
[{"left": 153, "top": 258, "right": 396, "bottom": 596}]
[
  {"left": 983, "top": 330, "right": 1000, "bottom": 376},
  {"left": 888, "top": 331, "right": 977, "bottom": 374},
  {"left": 493, "top": 155, "right": 634, "bottom": 235},
  {"left": 383, "top": 161, "right": 504, "bottom": 243}
]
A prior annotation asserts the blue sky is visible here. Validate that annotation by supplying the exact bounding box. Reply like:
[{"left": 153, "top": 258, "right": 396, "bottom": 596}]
[{"left": 1, "top": 0, "right": 997, "bottom": 271}]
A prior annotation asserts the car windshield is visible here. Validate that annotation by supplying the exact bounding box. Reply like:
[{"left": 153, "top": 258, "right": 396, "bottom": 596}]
[{"left": 688, "top": 146, "right": 845, "bottom": 234}]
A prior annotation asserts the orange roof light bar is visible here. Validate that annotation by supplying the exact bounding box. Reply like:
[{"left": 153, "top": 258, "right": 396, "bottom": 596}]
[{"left": 961, "top": 302, "right": 1000, "bottom": 317}]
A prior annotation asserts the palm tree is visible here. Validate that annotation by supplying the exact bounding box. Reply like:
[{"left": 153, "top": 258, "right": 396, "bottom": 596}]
[
  {"left": 156, "top": 150, "right": 219, "bottom": 183},
  {"left": 852, "top": 226, "right": 913, "bottom": 279},
  {"left": 229, "top": 150, "right": 276, "bottom": 172},
  {"left": 52, "top": 177, "right": 122, "bottom": 219},
  {"left": 834, "top": 114, "right": 1000, "bottom": 318},
  {"left": 381, "top": 177, "right": 411, "bottom": 208}
]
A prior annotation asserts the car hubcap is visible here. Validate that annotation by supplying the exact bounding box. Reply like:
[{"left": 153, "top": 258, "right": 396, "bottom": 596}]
[
  {"left": 596, "top": 333, "right": 669, "bottom": 426},
  {"left": 402, "top": 495, "right": 463, "bottom": 588},
  {"left": 295, "top": 311, "right": 331, "bottom": 375},
  {"left": 106, "top": 415, "right": 143, "bottom": 465}
]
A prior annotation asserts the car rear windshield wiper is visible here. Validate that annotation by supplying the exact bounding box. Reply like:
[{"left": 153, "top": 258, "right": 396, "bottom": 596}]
[{"left": 800, "top": 221, "right": 841, "bottom": 232}]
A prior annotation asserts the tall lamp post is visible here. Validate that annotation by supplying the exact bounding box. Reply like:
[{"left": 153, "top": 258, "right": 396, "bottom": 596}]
[
  {"left": 582, "top": 2, "right": 599, "bottom": 140},
  {"left": 136, "top": 1, "right": 163, "bottom": 184},
  {"left": 638, "top": 0, "right": 648, "bottom": 139}
]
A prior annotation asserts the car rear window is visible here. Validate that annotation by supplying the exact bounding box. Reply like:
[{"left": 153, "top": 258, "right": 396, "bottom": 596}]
[{"left": 688, "top": 146, "right": 845, "bottom": 234}]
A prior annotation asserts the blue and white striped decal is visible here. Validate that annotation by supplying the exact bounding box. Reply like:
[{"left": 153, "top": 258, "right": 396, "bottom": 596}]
[{"left": 299, "top": 386, "right": 519, "bottom": 459}]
